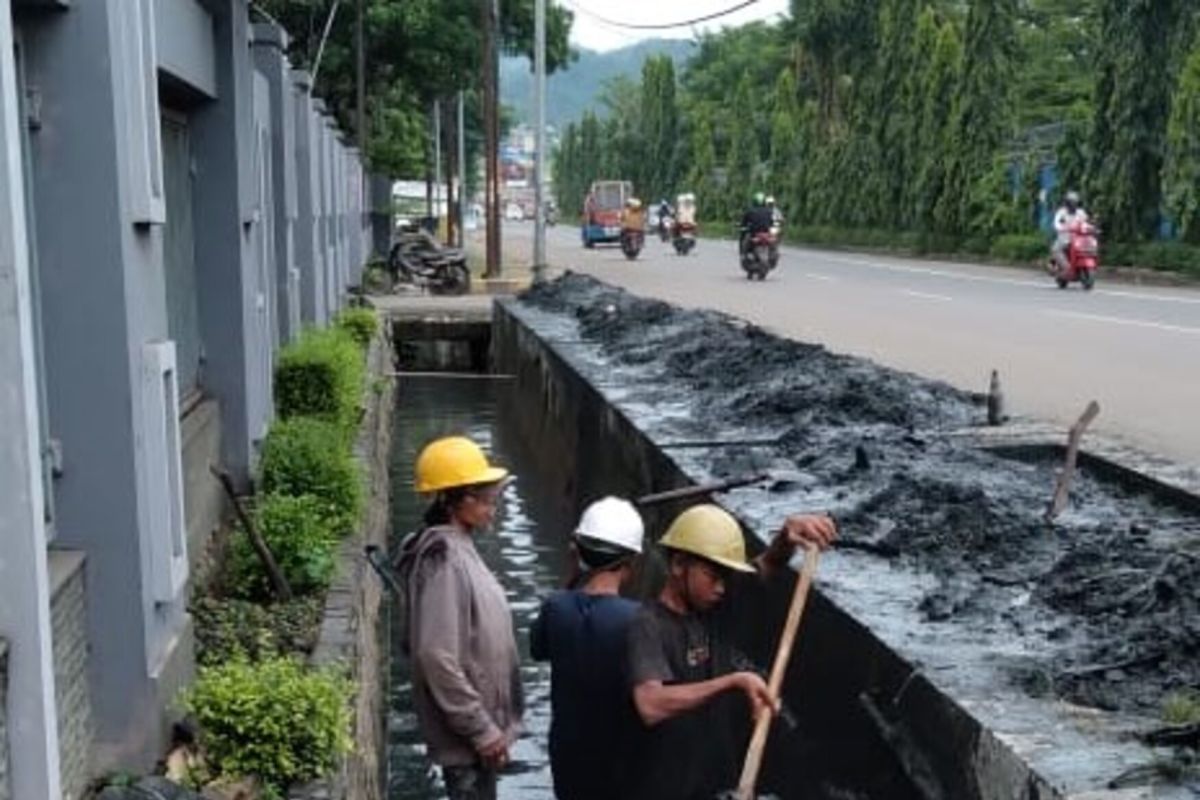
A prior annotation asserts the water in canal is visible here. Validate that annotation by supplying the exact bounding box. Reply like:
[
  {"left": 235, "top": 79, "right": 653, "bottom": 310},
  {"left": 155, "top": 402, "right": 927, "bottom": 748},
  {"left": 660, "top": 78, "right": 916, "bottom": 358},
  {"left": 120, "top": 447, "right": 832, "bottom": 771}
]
[{"left": 387, "top": 376, "right": 571, "bottom": 800}]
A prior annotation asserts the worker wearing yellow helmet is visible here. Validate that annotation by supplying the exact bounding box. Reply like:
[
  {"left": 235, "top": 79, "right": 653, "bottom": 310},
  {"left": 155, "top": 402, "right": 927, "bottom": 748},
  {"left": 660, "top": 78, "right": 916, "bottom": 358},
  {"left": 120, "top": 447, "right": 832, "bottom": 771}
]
[
  {"left": 396, "top": 436, "right": 518, "bottom": 800},
  {"left": 625, "top": 504, "right": 837, "bottom": 800}
]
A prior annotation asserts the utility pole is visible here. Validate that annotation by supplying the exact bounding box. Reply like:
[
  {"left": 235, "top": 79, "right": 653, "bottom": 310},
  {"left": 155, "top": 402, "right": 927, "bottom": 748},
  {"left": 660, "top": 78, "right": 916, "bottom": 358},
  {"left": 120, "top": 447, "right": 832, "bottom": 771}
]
[
  {"left": 433, "top": 97, "right": 443, "bottom": 233},
  {"left": 483, "top": 0, "right": 501, "bottom": 277},
  {"left": 532, "top": 0, "right": 547, "bottom": 283},
  {"left": 457, "top": 90, "right": 467, "bottom": 249},
  {"left": 355, "top": 0, "right": 365, "bottom": 155}
]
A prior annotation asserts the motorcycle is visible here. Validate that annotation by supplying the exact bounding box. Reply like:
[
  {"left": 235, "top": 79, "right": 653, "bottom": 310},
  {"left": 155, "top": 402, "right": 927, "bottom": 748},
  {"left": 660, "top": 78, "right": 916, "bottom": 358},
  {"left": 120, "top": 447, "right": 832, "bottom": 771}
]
[
  {"left": 1048, "top": 220, "right": 1099, "bottom": 290},
  {"left": 387, "top": 230, "right": 471, "bottom": 295},
  {"left": 620, "top": 228, "right": 645, "bottom": 260},
  {"left": 740, "top": 228, "right": 778, "bottom": 280},
  {"left": 658, "top": 214, "right": 674, "bottom": 243},
  {"left": 672, "top": 221, "right": 697, "bottom": 256}
]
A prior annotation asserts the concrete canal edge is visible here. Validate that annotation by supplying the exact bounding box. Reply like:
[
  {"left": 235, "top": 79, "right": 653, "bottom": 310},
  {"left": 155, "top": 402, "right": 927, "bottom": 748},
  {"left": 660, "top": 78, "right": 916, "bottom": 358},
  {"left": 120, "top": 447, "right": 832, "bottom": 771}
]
[{"left": 290, "top": 332, "right": 395, "bottom": 800}]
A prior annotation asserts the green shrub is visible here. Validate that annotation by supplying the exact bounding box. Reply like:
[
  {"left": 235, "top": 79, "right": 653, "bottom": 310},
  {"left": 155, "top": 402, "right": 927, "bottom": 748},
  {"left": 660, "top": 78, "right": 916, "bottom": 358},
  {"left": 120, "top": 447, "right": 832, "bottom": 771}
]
[
  {"left": 182, "top": 657, "right": 353, "bottom": 796},
  {"left": 192, "top": 595, "right": 323, "bottom": 666},
  {"left": 990, "top": 233, "right": 1048, "bottom": 263},
  {"left": 260, "top": 418, "right": 362, "bottom": 535},
  {"left": 334, "top": 308, "right": 380, "bottom": 349},
  {"left": 1105, "top": 241, "right": 1200, "bottom": 276},
  {"left": 274, "top": 328, "right": 364, "bottom": 431},
  {"left": 227, "top": 494, "right": 339, "bottom": 600}
]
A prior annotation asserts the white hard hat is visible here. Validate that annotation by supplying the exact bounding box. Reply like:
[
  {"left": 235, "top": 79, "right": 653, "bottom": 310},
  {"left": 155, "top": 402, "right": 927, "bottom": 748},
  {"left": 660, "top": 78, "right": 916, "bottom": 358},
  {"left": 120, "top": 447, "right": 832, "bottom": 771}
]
[{"left": 575, "top": 496, "right": 644, "bottom": 554}]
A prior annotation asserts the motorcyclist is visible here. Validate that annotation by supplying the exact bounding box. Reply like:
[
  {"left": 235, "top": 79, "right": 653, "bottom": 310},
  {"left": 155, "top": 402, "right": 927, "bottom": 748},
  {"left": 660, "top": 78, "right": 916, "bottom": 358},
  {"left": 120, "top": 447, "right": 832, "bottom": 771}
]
[
  {"left": 657, "top": 197, "right": 675, "bottom": 237},
  {"left": 739, "top": 192, "right": 774, "bottom": 256},
  {"left": 766, "top": 195, "right": 784, "bottom": 229},
  {"left": 1052, "top": 191, "right": 1089, "bottom": 272},
  {"left": 675, "top": 193, "right": 696, "bottom": 228},
  {"left": 622, "top": 197, "right": 646, "bottom": 232}
]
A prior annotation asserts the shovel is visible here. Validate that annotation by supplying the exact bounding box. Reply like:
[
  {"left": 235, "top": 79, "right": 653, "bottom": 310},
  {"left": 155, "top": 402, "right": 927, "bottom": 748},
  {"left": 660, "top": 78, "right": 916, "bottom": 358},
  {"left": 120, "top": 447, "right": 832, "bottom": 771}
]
[{"left": 727, "top": 542, "right": 822, "bottom": 800}]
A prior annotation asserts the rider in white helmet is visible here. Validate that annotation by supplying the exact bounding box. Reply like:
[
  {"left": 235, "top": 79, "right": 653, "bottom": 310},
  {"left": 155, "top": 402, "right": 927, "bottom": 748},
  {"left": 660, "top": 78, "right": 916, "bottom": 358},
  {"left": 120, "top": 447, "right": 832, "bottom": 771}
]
[
  {"left": 1052, "top": 190, "right": 1089, "bottom": 272},
  {"left": 531, "top": 497, "right": 646, "bottom": 800}
]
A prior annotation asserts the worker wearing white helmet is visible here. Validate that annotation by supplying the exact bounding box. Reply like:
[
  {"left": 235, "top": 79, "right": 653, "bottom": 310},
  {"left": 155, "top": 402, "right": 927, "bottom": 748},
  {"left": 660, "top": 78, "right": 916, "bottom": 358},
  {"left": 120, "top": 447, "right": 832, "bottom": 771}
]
[{"left": 531, "top": 497, "right": 646, "bottom": 800}]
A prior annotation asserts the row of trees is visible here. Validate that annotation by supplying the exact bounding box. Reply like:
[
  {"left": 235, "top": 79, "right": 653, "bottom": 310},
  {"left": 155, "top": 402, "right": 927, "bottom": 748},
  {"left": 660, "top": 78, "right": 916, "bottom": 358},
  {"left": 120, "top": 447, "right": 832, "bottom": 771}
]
[
  {"left": 554, "top": 0, "right": 1200, "bottom": 246},
  {"left": 260, "top": 0, "right": 574, "bottom": 179}
]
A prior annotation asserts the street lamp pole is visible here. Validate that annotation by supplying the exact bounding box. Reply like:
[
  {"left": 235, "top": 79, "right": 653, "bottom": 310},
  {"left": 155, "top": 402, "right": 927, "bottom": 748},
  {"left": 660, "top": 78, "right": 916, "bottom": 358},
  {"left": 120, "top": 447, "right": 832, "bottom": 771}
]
[{"left": 532, "top": 0, "right": 547, "bottom": 283}]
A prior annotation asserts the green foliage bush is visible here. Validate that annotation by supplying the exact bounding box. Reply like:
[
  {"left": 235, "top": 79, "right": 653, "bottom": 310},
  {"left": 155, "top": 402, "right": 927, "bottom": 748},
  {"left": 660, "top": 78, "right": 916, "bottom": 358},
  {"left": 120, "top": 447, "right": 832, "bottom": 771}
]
[
  {"left": 1105, "top": 241, "right": 1200, "bottom": 276},
  {"left": 990, "top": 233, "right": 1049, "bottom": 263},
  {"left": 274, "top": 328, "right": 364, "bottom": 431},
  {"left": 259, "top": 418, "right": 362, "bottom": 535},
  {"left": 182, "top": 657, "right": 353, "bottom": 796},
  {"left": 334, "top": 308, "right": 380, "bottom": 349},
  {"left": 192, "top": 595, "right": 323, "bottom": 667},
  {"left": 227, "top": 494, "right": 339, "bottom": 601}
]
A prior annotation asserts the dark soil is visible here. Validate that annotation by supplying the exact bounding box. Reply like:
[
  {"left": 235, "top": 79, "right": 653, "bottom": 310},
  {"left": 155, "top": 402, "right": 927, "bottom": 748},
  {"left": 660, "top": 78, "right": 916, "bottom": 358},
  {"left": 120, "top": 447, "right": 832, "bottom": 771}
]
[{"left": 521, "top": 272, "right": 1200, "bottom": 716}]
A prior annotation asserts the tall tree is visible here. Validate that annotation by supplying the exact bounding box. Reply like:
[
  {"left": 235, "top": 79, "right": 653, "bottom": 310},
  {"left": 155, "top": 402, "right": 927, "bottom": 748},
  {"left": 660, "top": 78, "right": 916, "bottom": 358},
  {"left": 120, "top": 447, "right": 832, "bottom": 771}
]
[
  {"left": 725, "top": 72, "right": 761, "bottom": 216},
  {"left": 1165, "top": 30, "right": 1200, "bottom": 243},
  {"left": 937, "top": 0, "right": 1018, "bottom": 237},
  {"left": 768, "top": 69, "right": 801, "bottom": 208},
  {"left": 901, "top": 7, "right": 941, "bottom": 228},
  {"left": 869, "top": 0, "right": 920, "bottom": 226},
  {"left": 686, "top": 111, "right": 720, "bottom": 219},
  {"left": 639, "top": 56, "right": 681, "bottom": 203},
  {"left": 1088, "top": 0, "right": 1186, "bottom": 240},
  {"left": 921, "top": 19, "right": 964, "bottom": 235}
]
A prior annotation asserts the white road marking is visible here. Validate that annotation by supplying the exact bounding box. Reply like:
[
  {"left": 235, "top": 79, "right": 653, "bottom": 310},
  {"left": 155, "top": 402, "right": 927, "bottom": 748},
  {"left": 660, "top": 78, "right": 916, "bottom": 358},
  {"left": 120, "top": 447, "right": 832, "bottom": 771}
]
[
  {"left": 805, "top": 273, "right": 837, "bottom": 282},
  {"left": 1046, "top": 309, "right": 1200, "bottom": 336},
  {"left": 807, "top": 251, "right": 1200, "bottom": 305},
  {"left": 901, "top": 289, "right": 954, "bottom": 302}
]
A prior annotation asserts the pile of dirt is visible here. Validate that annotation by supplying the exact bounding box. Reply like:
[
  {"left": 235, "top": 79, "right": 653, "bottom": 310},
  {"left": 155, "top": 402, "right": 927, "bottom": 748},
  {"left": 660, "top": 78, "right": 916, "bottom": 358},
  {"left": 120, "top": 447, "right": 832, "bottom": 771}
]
[
  {"left": 524, "top": 273, "right": 978, "bottom": 433},
  {"left": 520, "top": 273, "right": 1200, "bottom": 716}
]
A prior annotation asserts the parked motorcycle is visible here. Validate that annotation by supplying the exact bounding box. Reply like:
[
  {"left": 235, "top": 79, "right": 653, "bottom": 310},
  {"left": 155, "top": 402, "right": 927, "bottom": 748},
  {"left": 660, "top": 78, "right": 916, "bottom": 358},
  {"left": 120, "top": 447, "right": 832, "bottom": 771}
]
[
  {"left": 620, "top": 228, "right": 645, "bottom": 260},
  {"left": 1048, "top": 220, "right": 1099, "bottom": 290},
  {"left": 672, "top": 221, "right": 697, "bottom": 256},
  {"left": 740, "top": 228, "right": 778, "bottom": 280},
  {"left": 387, "top": 230, "right": 471, "bottom": 295}
]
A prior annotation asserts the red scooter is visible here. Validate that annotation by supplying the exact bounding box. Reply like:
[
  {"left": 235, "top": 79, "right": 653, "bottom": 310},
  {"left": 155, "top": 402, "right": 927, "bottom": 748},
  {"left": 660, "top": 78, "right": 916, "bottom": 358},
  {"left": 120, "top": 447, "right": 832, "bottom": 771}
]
[{"left": 1050, "top": 220, "right": 1099, "bottom": 290}]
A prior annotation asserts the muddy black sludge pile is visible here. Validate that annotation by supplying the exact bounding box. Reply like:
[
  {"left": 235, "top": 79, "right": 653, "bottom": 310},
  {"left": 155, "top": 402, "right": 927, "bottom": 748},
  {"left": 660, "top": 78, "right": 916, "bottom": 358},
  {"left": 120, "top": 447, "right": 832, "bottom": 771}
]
[{"left": 523, "top": 273, "right": 1200, "bottom": 724}]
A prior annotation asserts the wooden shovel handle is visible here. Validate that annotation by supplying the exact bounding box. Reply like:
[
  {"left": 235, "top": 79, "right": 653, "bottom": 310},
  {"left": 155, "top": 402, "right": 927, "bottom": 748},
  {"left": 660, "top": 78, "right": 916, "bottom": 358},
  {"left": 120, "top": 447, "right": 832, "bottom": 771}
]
[{"left": 734, "top": 543, "right": 821, "bottom": 799}]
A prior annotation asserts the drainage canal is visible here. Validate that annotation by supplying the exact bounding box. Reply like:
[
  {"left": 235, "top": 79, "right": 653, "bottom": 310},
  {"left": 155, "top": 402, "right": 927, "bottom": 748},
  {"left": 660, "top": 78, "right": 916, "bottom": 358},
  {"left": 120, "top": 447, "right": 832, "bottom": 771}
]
[
  {"left": 386, "top": 344, "right": 566, "bottom": 799},
  {"left": 383, "top": 316, "right": 926, "bottom": 800}
]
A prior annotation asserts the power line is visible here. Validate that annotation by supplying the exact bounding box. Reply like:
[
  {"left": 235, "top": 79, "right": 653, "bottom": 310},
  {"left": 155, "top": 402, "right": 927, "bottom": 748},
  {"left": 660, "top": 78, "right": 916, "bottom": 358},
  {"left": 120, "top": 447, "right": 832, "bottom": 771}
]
[{"left": 563, "top": 0, "right": 761, "bottom": 31}]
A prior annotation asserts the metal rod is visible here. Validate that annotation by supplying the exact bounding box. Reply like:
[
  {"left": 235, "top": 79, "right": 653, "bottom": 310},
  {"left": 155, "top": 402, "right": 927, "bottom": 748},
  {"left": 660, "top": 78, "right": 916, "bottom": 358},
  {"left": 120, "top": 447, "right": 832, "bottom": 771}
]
[
  {"left": 532, "top": 0, "right": 547, "bottom": 282},
  {"left": 310, "top": 0, "right": 343, "bottom": 91},
  {"left": 635, "top": 473, "right": 769, "bottom": 507}
]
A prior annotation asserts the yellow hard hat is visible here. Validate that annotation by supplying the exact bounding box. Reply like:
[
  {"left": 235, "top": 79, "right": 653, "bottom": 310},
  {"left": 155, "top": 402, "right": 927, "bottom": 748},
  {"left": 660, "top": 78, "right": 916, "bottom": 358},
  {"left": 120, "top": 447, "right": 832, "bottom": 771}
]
[
  {"left": 414, "top": 436, "right": 509, "bottom": 494},
  {"left": 659, "top": 504, "right": 754, "bottom": 573}
]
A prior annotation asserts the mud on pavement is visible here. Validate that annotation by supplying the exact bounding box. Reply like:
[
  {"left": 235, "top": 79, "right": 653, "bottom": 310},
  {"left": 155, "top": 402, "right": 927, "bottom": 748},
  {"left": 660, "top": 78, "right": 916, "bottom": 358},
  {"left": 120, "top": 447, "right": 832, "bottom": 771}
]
[{"left": 522, "top": 272, "right": 1200, "bottom": 719}]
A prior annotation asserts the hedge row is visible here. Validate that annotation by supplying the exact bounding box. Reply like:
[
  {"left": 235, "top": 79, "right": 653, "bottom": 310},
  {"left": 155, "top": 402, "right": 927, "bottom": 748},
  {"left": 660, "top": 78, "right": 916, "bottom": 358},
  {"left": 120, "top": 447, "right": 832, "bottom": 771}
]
[{"left": 185, "top": 307, "right": 378, "bottom": 797}]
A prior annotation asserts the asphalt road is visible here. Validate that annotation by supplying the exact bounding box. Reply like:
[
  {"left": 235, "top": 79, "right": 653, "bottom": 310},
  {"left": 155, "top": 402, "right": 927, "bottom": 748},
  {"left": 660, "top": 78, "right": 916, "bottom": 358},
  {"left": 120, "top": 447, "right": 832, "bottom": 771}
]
[{"left": 504, "top": 222, "right": 1200, "bottom": 467}]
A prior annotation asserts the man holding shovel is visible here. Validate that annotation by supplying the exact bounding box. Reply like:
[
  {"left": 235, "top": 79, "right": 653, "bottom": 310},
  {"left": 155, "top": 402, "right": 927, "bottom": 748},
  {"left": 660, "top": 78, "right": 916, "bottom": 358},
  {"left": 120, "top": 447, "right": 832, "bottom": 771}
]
[{"left": 626, "top": 504, "right": 837, "bottom": 800}]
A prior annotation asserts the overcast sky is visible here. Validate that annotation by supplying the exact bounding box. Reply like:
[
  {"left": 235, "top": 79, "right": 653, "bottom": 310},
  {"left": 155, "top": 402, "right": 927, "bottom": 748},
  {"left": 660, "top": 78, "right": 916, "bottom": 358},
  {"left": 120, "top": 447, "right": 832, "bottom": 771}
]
[{"left": 564, "top": 0, "right": 791, "bottom": 52}]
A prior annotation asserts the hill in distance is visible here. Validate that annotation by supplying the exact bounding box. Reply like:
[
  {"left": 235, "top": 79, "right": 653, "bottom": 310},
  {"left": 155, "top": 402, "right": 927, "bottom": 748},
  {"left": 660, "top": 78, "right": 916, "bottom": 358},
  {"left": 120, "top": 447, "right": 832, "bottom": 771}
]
[{"left": 501, "top": 38, "right": 695, "bottom": 127}]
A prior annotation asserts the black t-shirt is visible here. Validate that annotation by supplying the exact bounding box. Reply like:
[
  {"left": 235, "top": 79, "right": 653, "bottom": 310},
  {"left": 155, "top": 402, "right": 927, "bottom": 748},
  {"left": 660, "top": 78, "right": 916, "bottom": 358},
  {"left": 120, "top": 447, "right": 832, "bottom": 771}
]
[
  {"left": 530, "top": 590, "right": 642, "bottom": 800},
  {"left": 624, "top": 574, "right": 775, "bottom": 800}
]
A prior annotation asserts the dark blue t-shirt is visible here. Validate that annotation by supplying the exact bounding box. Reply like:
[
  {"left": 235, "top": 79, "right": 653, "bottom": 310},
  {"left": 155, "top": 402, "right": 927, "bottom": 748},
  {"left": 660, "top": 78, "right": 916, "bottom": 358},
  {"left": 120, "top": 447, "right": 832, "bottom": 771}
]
[{"left": 530, "top": 590, "right": 641, "bottom": 800}]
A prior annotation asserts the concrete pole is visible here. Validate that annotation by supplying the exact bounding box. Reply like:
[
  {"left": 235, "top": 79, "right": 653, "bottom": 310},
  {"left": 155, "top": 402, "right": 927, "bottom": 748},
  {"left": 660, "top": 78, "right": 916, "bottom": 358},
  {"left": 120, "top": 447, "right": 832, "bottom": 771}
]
[
  {"left": 0, "top": 5, "right": 64, "bottom": 798},
  {"left": 457, "top": 90, "right": 466, "bottom": 249},
  {"left": 532, "top": 0, "right": 547, "bottom": 283},
  {"left": 433, "top": 98, "right": 442, "bottom": 228},
  {"left": 483, "top": 0, "right": 501, "bottom": 277}
]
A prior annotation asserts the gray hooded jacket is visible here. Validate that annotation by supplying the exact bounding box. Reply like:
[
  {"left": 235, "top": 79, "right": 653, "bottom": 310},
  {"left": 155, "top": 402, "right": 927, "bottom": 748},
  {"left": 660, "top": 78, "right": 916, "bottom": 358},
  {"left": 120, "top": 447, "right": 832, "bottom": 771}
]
[{"left": 396, "top": 524, "right": 523, "bottom": 766}]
